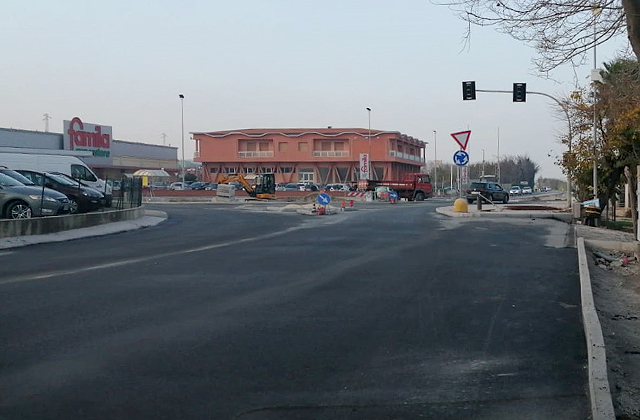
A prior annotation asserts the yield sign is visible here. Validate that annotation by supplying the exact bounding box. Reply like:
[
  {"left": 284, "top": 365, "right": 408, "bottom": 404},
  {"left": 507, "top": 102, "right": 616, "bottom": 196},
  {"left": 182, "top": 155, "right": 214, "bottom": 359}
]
[{"left": 450, "top": 130, "right": 471, "bottom": 151}]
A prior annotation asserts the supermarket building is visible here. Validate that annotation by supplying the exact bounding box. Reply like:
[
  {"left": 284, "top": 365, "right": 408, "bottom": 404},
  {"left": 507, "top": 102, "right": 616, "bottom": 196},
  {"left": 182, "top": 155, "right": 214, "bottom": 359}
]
[
  {"left": 0, "top": 117, "right": 178, "bottom": 180},
  {"left": 192, "top": 128, "right": 426, "bottom": 184}
]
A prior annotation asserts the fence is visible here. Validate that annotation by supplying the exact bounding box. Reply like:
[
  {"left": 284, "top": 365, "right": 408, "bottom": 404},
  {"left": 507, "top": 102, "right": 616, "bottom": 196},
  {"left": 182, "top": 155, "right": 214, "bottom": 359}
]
[{"left": 112, "top": 175, "right": 143, "bottom": 210}]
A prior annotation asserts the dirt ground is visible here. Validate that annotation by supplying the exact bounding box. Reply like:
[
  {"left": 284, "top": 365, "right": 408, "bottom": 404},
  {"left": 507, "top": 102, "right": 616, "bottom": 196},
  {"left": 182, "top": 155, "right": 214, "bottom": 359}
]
[{"left": 577, "top": 224, "right": 640, "bottom": 419}]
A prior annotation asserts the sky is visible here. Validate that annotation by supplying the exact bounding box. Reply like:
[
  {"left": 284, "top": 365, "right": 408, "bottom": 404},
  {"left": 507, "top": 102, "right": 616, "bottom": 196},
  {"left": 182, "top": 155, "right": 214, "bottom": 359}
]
[{"left": 0, "top": 0, "right": 631, "bottom": 180}]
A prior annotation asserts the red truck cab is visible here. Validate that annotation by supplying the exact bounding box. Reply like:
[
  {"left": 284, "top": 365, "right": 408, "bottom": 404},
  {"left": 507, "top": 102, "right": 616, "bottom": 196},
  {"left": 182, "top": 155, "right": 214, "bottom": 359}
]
[{"left": 359, "top": 173, "right": 433, "bottom": 201}]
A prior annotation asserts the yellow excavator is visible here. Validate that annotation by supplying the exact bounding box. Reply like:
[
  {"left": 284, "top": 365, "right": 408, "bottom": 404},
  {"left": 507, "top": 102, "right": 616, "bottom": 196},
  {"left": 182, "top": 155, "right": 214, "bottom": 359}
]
[{"left": 217, "top": 173, "right": 276, "bottom": 199}]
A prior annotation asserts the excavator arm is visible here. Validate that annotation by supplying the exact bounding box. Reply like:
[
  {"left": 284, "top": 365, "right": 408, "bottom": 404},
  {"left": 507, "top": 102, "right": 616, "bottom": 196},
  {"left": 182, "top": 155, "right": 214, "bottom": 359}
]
[{"left": 217, "top": 173, "right": 276, "bottom": 199}]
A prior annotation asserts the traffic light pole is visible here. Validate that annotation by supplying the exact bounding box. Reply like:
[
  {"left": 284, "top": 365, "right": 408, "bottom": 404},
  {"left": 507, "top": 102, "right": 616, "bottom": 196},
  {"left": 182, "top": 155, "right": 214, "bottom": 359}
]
[{"left": 475, "top": 89, "right": 573, "bottom": 209}]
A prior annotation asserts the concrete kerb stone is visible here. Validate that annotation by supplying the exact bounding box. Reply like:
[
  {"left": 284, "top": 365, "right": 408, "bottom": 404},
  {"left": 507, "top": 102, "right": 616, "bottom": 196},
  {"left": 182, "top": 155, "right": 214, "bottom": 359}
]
[
  {"left": 577, "top": 237, "right": 616, "bottom": 420},
  {"left": 435, "top": 206, "right": 572, "bottom": 223}
]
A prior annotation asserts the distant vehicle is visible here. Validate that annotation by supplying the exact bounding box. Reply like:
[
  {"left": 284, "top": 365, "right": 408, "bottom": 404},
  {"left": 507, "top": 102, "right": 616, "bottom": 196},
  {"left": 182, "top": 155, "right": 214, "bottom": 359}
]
[
  {"left": 217, "top": 174, "right": 276, "bottom": 199},
  {"left": 328, "top": 184, "right": 350, "bottom": 192},
  {"left": 466, "top": 181, "right": 509, "bottom": 204},
  {"left": 359, "top": 173, "right": 432, "bottom": 201},
  {"left": 509, "top": 186, "right": 522, "bottom": 195},
  {"left": 169, "top": 182, "right": 188, "bottom": 190},
  {"left": 189, "top": 182, "right": 207, "bottom": 190},
  {"left": 522, "top": 186, "right": 533, "bottom": 194},
  {"left": 204, "top": 183, "right": 218, "bottom": 190},
  {"left": 283, "top": 183, "right": 299, "bottom": 191}
]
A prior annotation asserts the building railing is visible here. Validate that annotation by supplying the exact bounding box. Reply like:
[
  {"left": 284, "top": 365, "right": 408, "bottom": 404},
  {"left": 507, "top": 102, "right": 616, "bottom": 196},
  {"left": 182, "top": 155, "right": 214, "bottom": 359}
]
[
  {"left": 389, "top": 150, "right": 425, "bottom": 163},
  {"left": 312, "top": 150, "right": 350, "bottom": 158},
  {"left": 238, "top": 151, "right": 274, "bottom": 158}
]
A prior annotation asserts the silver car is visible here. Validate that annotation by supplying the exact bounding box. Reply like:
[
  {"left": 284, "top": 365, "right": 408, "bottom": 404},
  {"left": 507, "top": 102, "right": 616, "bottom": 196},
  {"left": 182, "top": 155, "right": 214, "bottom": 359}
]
[{"left": 0, "top": 172, "right": 65, "bottom": 219}]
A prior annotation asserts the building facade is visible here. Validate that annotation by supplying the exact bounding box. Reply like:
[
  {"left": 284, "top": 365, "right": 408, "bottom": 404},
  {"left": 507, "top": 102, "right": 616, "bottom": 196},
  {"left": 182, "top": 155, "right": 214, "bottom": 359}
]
[
  {"left": 0, "top": 121, "right": 178, "bottom": 180},
  {"left": 192, "top": 128, "right": 426, "bottom": 184}
]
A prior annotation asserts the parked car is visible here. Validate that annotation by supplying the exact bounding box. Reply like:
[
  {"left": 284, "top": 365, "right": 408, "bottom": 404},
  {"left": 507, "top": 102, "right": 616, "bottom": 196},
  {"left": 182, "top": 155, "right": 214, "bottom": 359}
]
[
  {"left": 190, "top": 182, "right": 207, "bottom": 190},
  {"left": 466, "top": 181, "right": 509, "bottom": 204},
  {"left": 0, "top": 168, "right": 71, "bottom": 215},
  {"left": 522, "top": 186, "right": 533, "bottom": 194},
  {"left": 509, "top": 186, "right": 522, "bottom": 195},
  {"left": 283, "top": 183, "right": 300, "bottom": 191},
  {"left": 204, "top": 183, "right": 218, "bottom": 190},
  {"left": 0, "top": 172, "right": 70, "bottom": 219},
  {"left": 17, "top": 170, "right": 105, "bottom": 214},
  {"left": 327, "top": 184, "right": 350, "bottom": 192},
  {"left": 169, "top": 182, "right": 187, "bottom": 190}
]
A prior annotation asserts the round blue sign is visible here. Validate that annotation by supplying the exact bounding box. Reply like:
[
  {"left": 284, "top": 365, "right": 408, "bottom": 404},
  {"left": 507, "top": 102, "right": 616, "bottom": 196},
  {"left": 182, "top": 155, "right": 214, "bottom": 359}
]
[
  {"left": 317, "top": 193, "right": 331, "bottom": 205},
  {"left": 453, "top": 150, "right": 470, "bottom": 167}
]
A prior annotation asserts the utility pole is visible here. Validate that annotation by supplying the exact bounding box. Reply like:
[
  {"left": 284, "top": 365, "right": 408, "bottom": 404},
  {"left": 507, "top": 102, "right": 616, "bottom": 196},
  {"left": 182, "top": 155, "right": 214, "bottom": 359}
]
[
  {"left": 481, "top": 149, "right": 485, "bottom": 179},
  {"left": 160, "top": 133, "right": 168, "bottom": 146},
  {"left": 43, "top": 113, "right": 51, "bottom": 132},
  {"left": 433, "top": 130, "right": 437, "bottom": 194},
  {"left": 496, "top": 127, "right": 501, "bottom": 184}
]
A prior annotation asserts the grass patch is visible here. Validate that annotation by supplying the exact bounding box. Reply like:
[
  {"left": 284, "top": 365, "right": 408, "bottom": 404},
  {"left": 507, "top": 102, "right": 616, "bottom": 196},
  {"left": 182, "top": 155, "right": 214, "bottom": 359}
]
[{"left": 602, "top": 219, "right": 634, "bottom": 232}]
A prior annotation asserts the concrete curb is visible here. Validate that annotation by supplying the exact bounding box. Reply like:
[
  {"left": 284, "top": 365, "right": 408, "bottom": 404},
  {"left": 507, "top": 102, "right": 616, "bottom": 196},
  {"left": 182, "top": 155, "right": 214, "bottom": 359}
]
[
  {"left": 435, "top": 206, "right": 572, "bottom": 223},
  {"left": 0, "top": 209, "right": 168, "bottom": 250},
  {"left": 577, "top": 237, "right": 616, "bottom": 420}
]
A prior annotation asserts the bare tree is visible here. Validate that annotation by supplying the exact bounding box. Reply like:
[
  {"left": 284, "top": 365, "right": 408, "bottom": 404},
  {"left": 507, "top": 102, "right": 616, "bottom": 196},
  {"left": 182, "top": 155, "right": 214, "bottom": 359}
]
[{"left": 435, "top": 0, "right": 634, "bottom": 72}]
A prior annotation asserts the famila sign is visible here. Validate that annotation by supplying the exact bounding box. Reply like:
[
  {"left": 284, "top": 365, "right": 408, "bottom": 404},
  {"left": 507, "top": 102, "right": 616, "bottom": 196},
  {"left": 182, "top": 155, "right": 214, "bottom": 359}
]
[{"left": 63, "top": 117, "right": 112, "bottom": 158}]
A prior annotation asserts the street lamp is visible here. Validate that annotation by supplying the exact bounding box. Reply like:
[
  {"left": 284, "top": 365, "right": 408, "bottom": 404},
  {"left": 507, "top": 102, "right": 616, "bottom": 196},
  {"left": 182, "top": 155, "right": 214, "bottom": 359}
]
[
  {"left": 481, "top": 149, "right": 485, "bottom": 178},
  {"left": 433, "top": 130, "right": 437, "bottom": 194},
  {"left": 592, "top": 7, "right": 602, "bottom": 199},
  {"left": 179, "top": 94, "right": 185, "bottom": 186},
  {"left": 366, "top": 107, "right": 371, "bottom": 180}
]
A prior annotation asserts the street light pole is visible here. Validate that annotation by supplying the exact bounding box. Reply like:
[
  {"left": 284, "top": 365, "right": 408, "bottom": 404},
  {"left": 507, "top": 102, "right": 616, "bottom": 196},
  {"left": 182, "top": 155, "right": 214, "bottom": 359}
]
[
  {"left": 433, "top": 130, "right": 437, "bottom": 194},
  {"left": 481, "top": 148, "right": 485, "bottom": 179},
  {"left": 179, "top": 94, "right": 185, "bottom": 186},
  {"left": 592, "top": 7, "right": 601, "bottom": 199},
  {"left": 366, "top": 107, "right": 371, "bottom": 180}
]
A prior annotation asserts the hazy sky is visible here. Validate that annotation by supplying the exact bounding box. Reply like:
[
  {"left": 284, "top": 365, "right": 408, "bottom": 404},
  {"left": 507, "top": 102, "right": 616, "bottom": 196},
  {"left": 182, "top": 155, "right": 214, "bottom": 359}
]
[{"left": 1, "top": 1, "right": 630, "bottom": 179}]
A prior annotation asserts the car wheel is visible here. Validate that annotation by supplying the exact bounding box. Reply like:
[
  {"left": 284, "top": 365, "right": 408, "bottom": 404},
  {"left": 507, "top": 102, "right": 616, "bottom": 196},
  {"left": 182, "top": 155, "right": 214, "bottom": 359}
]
[
  {"left": 415, "top": 192, "right": 425, "bottom": 201},
  {"left": 503, "top": 194, "right": 509, "bottom": 204},
  {"left": 7, "top": 201, "right": 33, "bottom": 219},
  {"left": 68, "top": 198, "right": 79, "bottom": 214}
]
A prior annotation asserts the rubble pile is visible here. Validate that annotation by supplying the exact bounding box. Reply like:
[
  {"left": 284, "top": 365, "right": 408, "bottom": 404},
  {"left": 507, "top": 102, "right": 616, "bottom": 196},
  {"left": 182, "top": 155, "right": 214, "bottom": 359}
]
[{"left": 593, "top": 250, "right": 639, "bottom": 275}]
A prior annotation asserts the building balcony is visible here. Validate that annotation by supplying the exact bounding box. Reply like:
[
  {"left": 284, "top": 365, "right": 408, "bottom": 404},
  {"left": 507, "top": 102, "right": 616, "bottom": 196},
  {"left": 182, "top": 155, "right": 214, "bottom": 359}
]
[
  {"left": 238, "top": 151, "right": 274, "bottom": 158},
  {"left": 312, "top": 150, "right": 350, "bottom": 158},
  {"left": 390, "top": 150, "right": 425, "bottom": 163}
]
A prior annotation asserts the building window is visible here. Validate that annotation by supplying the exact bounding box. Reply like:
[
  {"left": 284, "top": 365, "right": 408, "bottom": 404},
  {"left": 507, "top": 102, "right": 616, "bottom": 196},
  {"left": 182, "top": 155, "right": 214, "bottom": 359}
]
[
  {"left": 225, "top": 167, "right": 237, "bottom": 174},
  {"left": 260, "top": 167, "right": 274, "bottom": 174},
  {"left": 278, "top": 142, "right": 288, "bottom": 152},
  {"left": 280, "top": 167, "right": 293, "bottom": 173},
  {"left": 209, "top": 167, "right": 218, "bottom": 173},
  {"left": 244, "top": 167, "right": 255, "bottom": 174},
  {"left": 298, "top": 142, "right": 308, "bottom": 152},
  {"left": 335, "top": 141, "right": 345, "bottom": 151}
]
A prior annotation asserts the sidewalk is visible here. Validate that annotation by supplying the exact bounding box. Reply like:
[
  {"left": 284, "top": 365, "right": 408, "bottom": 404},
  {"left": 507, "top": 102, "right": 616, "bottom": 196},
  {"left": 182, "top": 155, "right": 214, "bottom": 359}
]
[{"left": 0, "top": 209, "right": 168, "bottom": 250}]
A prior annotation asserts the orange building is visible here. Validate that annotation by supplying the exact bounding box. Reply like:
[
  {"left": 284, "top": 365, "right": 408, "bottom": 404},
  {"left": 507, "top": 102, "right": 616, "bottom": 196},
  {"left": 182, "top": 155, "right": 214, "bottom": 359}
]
[{"left": 192, "top": 128, "right": 426, "bottom": 185}]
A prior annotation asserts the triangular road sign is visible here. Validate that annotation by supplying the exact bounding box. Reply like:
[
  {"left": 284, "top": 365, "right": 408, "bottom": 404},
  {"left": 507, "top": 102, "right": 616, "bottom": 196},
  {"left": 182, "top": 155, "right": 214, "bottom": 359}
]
[{"left": 450, "top": 130, "right": 471, "bottom": 151}]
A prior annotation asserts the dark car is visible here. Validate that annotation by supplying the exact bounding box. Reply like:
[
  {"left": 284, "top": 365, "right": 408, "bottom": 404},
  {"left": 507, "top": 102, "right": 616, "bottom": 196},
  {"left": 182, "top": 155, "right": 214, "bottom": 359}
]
[
  {"left": 0, "top": 168, "right": 71, "bottom": 215},
  {"left": 466, "top": 181, "right": 509, "bottom": 204},
  {"left": 189, "top": 182, "right": 207, "bottom": 190},
  {"left": 17, "top": 170, "right": 105, "bottom": 214}
]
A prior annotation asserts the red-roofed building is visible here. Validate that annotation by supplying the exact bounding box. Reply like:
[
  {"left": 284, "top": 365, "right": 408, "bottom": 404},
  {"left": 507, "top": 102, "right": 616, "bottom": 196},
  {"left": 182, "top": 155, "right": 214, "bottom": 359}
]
[{"left": 192, "top": 128, "right": 426, "bottom": 185}]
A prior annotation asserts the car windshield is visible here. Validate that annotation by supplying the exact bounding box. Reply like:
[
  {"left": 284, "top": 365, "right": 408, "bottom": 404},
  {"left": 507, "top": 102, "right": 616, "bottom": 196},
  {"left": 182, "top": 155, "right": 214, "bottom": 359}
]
[
  {"left": 47, "top": 173, "right": 80, "bottom": 186},
  {"left": 0, "top": 172, "right": 25, "bottom": 187},
  {"left": 0, "top": 170, "right": 35, "bottom": 185},
  {"left": 470, "top": 182, "right": 486, "bottom": 189}
]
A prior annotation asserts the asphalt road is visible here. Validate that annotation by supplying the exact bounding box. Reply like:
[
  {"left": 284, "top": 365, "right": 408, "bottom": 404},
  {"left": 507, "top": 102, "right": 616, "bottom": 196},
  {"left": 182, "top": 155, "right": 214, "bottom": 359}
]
[{"left": 0, "top": 202, "right": 588, "bottom": 419}]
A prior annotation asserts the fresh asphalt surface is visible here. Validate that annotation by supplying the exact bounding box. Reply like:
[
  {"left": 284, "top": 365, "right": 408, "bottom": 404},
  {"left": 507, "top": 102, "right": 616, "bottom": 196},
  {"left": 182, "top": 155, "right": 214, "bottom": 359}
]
[{"left": 0, "top": 201, "right": 588, "bottom": 419}]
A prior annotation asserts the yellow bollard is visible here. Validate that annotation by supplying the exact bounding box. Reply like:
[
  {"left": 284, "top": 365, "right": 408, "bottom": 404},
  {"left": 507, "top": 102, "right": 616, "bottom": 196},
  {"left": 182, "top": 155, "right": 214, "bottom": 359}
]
[{"left": 453, "top": 198, "right": 468, "bottom": 213}]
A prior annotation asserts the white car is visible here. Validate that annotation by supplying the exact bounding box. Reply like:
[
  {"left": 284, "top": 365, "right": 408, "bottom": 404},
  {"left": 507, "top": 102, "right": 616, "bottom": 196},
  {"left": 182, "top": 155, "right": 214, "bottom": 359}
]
[
  {"left": 522, "top": 186, "right": 533, "bottom": 194},
  {"left": 169, "top": 182, "right": 188, "bottom": 190},
  {"left": 509, "top": 186, "right": 522, "bottom": 195}
]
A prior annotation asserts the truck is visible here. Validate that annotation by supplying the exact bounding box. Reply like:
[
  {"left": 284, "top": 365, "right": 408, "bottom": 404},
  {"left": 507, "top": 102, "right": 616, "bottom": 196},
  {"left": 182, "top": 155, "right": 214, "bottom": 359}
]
[
  {"left": 0, "top": 152, "right": 113, "bottom": 206},
  {"left": 358, "top": 173, "right": 433, "bottom": 201}
]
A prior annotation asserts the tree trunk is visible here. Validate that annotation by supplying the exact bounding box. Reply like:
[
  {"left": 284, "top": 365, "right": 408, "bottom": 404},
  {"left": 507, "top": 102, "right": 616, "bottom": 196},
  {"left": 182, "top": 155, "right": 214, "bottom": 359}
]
[{"left": 622, "top": 0, "right": 640, "bottom": 61}]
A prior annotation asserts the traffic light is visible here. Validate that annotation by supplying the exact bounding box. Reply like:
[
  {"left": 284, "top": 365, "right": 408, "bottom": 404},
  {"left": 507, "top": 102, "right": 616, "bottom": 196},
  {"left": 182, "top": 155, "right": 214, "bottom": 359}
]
[
  {"left": 513, "top": 83, "right": 526, "bottom": 102},
  {"left": 462, "top": 81, "right": 476, "bottom": 100}
]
